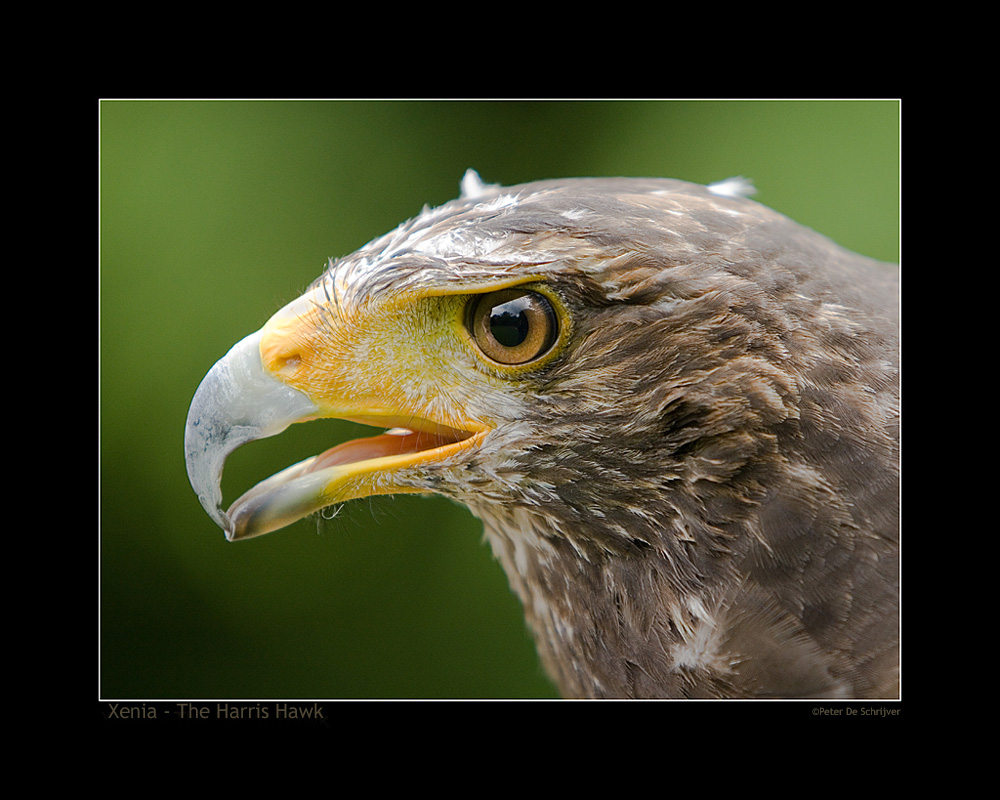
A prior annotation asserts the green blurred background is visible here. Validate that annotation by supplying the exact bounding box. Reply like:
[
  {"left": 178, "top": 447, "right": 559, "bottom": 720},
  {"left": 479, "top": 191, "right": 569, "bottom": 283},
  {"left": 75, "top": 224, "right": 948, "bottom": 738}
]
[{"left": 100, "top": 99, "right": 899, "bottom": 699}]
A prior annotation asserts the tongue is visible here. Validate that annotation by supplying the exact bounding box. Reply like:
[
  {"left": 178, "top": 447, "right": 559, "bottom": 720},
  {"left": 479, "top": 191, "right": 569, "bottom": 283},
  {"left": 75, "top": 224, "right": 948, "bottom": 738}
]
[{"left": 310, "top": 427, "right": 468, "bottom": 471}]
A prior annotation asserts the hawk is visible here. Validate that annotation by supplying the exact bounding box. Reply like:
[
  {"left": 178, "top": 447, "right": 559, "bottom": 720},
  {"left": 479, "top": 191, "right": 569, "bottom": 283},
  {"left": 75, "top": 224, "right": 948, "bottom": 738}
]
[{"left": 185, "top": 171, "right": 900, "bottom": 698}]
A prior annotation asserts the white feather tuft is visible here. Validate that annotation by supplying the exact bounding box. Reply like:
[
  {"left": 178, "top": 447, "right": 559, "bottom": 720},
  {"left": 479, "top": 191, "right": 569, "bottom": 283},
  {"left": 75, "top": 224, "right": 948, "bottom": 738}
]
[
  {"left": 707, "top": 176, "right": 757, "bottom": 199},
  {"left": 460, "top": 169, "right": 492, "bottom": 199}
]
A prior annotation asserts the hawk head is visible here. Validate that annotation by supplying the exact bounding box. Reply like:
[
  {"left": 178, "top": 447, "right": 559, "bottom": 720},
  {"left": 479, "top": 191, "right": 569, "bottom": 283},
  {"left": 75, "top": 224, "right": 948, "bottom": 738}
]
[{"left": 185, "top": 171, "right": 899, "bottom": 698}]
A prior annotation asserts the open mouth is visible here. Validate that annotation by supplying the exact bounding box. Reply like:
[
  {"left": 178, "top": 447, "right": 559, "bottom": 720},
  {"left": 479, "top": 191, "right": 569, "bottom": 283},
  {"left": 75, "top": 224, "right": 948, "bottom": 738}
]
[
  {"left": 224, "top": 419, "right": 484, "bottom": 541},
  {"left": 184, "top": 325, "right": 488, "bottom": 543}
]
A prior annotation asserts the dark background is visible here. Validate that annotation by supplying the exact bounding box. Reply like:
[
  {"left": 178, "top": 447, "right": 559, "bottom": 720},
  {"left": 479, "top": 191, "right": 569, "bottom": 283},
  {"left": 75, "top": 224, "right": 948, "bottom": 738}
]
[{"left": 100, "top": 99, "right": 900, "bottom": 699}]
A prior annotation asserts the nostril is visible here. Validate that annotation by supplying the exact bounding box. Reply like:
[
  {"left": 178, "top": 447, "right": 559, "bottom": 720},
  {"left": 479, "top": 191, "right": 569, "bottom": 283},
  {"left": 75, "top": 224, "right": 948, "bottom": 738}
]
[
  {"left": 262, "top": 340, "right": 304, "bottom": 377},
  {"left": 261, "top": 324, "right": 308, "bottom": 377},
  {"left": 259, "top": 287, "right": 326, "bottom": 380}
]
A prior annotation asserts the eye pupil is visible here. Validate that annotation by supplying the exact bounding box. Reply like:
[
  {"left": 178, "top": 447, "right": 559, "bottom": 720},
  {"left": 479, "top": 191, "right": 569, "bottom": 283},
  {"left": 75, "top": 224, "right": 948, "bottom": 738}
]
[
  {"left": 489, "top": 301, "right": 531, "bottom": 348},
  {"left": 469, "top": 289, "right": 558, "bottom": 365}
]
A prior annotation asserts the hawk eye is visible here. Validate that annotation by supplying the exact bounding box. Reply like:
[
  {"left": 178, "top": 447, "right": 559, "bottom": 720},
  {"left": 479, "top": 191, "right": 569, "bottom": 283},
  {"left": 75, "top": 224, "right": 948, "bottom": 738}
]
[{"left": 468, "top": 289, "right": 558, "bottom": 365}]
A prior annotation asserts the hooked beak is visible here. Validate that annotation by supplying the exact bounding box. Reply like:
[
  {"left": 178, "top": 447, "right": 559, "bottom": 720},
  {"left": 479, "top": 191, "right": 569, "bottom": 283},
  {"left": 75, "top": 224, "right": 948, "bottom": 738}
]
[
  {"left": 183, "top": 328, "right": 320, "bottom": 539},
  {"left": 184, "top": 292, "right": 485, "bottom": 541}
]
